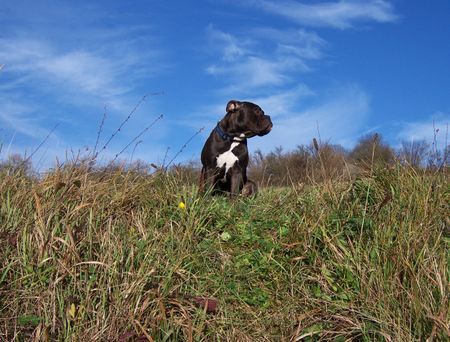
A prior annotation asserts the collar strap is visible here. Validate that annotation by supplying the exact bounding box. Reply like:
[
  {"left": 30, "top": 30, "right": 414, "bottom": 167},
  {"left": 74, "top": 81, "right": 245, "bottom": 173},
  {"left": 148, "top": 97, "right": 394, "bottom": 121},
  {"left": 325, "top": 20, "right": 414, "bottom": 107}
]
[
  {"left": 214, "top": 122, "right": 231, "bottom": 141},
  {"left": 214, "top": 122, "right": 246, "bottom": 142}
]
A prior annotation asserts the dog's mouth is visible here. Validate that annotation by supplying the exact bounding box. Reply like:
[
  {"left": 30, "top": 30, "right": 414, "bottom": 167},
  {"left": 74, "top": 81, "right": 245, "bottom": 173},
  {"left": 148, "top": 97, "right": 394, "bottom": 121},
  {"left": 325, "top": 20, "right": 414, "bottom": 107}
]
[
  {"left": 239, "top": 117, "right": 273, "bottom": 138},
  {"left": 257, "top": 121, "right": 273, "bottom": 136}
]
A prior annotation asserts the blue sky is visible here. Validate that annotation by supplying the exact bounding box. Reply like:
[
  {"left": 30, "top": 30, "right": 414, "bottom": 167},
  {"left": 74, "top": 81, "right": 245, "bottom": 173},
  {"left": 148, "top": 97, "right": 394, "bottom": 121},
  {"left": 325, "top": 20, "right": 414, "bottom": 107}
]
[{"left": 1, "top": 0, "right": 449, "bottom": 170}]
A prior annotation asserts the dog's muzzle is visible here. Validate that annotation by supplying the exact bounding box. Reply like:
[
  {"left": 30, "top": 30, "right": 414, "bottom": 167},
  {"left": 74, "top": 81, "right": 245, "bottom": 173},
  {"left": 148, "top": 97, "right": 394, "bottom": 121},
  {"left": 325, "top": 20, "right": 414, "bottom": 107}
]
[{"left": 257, "top": 116, "right": 273, "bottom": 136}]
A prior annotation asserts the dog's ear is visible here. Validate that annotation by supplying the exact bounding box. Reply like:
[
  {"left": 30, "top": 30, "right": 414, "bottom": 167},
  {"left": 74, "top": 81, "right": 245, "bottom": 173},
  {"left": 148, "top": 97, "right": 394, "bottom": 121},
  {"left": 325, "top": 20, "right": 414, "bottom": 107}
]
[{"left": 226, "top": 100, "right": 241, "bottom": 113}]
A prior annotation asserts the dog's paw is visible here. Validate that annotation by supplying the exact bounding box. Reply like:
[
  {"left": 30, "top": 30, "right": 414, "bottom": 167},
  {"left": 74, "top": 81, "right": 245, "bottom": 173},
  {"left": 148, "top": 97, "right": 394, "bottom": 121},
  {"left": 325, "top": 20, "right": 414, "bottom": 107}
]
[{"left": 241, "top": 180, "right": 258, "bottom": 197}]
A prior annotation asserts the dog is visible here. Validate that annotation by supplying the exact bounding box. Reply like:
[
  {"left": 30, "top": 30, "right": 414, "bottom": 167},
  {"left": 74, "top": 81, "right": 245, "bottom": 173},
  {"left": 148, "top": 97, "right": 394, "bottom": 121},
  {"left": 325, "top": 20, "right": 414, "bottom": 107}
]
[{"left": 199, "top": 100, "right": 272, "bottom": 196}]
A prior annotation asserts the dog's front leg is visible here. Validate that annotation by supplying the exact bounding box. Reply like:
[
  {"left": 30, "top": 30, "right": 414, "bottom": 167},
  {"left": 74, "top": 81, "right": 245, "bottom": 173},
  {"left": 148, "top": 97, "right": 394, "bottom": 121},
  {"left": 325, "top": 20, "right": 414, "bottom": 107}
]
[{"left": 230, "top": 169, "right": 243, "bottom": 196}]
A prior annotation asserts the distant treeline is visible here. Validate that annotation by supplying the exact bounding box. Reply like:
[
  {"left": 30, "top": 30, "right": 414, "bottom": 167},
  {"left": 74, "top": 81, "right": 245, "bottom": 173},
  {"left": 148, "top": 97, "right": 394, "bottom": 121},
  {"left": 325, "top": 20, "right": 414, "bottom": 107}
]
[
  {"left": 249, "top": 133, "right": 448, "bottom": 186},
  {"left": 1, "top": 133, "right": 448, "bottom": 186}
]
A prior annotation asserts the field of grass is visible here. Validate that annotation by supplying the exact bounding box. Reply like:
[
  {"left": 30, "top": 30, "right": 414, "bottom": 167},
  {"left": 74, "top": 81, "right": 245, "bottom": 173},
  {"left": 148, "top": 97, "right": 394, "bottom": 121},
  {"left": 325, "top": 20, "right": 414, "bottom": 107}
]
[{"left": 0, "top": 164, "right": 448, "bottom": 341}]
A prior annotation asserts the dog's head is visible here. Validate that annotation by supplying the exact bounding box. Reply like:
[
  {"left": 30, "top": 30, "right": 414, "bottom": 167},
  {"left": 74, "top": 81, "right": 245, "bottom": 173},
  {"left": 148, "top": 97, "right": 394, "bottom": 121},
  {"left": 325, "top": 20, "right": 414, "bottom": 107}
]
[{"left": 222, "top": 100, "right": 272, "bottom": 138}]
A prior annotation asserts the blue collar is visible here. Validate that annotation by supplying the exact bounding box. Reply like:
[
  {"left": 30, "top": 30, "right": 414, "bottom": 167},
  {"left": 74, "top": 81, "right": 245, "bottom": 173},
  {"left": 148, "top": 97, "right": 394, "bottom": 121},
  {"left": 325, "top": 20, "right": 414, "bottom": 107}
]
[
  {"left": 214, "top": 122, "right": 232, "bottom": 141},
  {"left": 214, "top": 122, "right": 247, "bottom": 142}
]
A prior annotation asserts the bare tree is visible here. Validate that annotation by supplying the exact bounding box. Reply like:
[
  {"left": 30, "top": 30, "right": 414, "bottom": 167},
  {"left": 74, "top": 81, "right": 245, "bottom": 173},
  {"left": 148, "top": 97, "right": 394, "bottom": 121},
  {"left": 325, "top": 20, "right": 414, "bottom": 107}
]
[
  {"left": 399, "top": 139, "right": 429, "bottom": 167},
  {"left": 0, "top": 154, "right": 33, "bottom": 176},
  {"left": 349, "top": 133, "right": 395, "bottom": 168}
]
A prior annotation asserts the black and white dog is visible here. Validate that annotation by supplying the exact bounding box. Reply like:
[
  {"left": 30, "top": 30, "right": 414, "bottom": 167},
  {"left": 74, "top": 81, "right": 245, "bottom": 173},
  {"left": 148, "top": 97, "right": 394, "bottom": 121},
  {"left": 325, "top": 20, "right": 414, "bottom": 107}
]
[{"left": 200, "top": 100, "right": 272, "bottom": 196}]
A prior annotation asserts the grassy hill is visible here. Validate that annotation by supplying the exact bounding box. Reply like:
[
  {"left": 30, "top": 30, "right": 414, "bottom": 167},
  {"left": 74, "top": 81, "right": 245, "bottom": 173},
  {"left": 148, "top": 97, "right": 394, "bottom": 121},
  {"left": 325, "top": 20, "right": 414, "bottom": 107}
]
[{"left": 0, "top": 164, "right": 448, "bottom": 341}]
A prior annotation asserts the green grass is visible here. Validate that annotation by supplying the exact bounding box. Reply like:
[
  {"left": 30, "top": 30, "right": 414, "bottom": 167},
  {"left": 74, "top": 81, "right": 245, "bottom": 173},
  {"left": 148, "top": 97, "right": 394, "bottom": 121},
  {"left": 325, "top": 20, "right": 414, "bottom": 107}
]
[{"left": 0, "top": 165, "right": 448, "bottom": 341}]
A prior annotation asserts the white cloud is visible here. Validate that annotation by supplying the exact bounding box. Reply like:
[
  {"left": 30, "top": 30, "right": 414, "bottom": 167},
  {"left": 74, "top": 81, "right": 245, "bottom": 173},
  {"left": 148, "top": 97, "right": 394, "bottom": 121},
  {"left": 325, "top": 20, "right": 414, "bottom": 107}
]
[
  {"left": 397, "top": 113, "right": 449, "bottom": 149},
  {"left": 208, "top": 56, "right": 304, "bottom": 89},
  {"left": 0, "top": 100, "right": 42, "bottom": 138},
  {"left": 0, "top": 2, "right": 167, "bottom": 168},
  {"left": 249, "top": 84, "right": 315, "bottom": 117},
  {"left": 206, "top": 25, "right": 252, "bottom": 61},
  {"left": 248, "top": 0, "right": 398, "bottom": 29},
  {"left": 249, "top": 83, "right": 371, "bottom": 152},
  {"left": 0, "top": 37, "right": 158, "bottom": 109},
  {"left": 0, "top": 25, "right": 166, "bottom": 143},
  {"left": 205, "top": 27, "right": 324, "bottom": 94},
  {"left": 252, "top": 28, "right": 328, "bottom": 60},
  {"left": 40, "top": 52, "right": 126, "bottom": 95}
]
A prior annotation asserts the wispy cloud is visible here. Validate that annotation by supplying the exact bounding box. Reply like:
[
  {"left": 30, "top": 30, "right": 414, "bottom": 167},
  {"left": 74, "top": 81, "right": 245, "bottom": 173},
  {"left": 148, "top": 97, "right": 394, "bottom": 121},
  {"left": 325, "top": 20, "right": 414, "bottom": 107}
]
[
  {"left": 0, "top": 35, "right": 163, "bottom": 109},
  {"left": 207, "top": 56, "right": 304, "bottom": 89},
  {"left": 247, "top": 0, "right": 398, "bottom": 29},
  {"left": 260, "top": 28, "right": 328, "bottom": 60},
  {"left": 0, "top": 0, "right": 168, "bottom": 139},
  {"left": 250, "top": 84, "right": 315, "bottom": 117},
  {"left": 0, "top": 99, "right": 41, "bottom": 138},
  {"left": 206, "top": 25, "right": 252, "bottom": 61},
  {"left": 397, "top": 113, "right": 449, "bottom": 148},
  {"left": 250, "top": 83, "right": 371, "bottom": 152},
  {"left": 205, "top": 26, "right": 325, "bottom": 94},
  {"left": 0, "top": 9, "right": 167, "bottom": 151}
]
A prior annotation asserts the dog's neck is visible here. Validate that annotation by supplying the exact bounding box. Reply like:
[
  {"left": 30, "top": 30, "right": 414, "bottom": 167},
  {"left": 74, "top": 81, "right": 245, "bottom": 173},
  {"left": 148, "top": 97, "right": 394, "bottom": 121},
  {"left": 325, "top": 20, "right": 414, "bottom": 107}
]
[{"left": 215, "top": 121, "right": 246, "bottom": 142}]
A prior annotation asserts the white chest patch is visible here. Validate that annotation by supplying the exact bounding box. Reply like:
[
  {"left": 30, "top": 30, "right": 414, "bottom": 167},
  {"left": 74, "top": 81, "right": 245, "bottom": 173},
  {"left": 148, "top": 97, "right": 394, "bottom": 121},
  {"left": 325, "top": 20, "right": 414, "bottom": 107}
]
[{"left": 216, "top": 142, "right": 240, "bottom": 177}]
